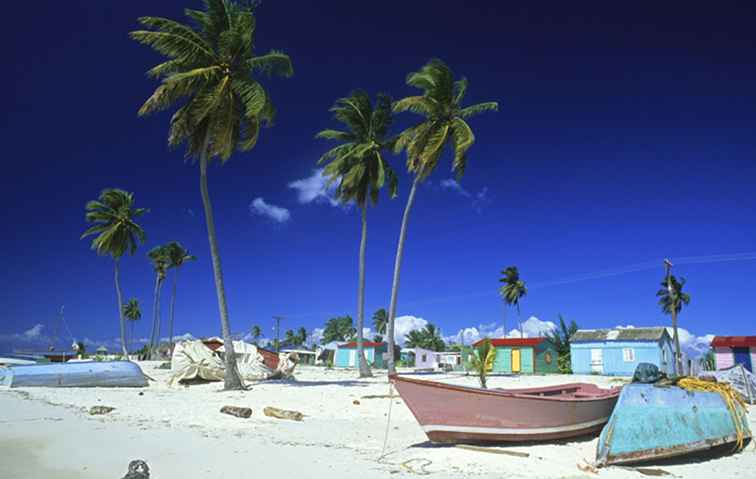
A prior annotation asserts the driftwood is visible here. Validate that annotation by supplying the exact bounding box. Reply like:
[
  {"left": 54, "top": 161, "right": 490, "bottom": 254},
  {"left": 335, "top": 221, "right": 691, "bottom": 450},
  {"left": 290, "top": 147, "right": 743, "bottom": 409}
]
[
  {"left": 220, "top": 405, "right": 252, "bottom": 418},
  {"left": 455, "top": 444, "right": 529, "bottom": 457},
  {"left": 352, "top": 400, "right": 361, "bottom": 405},
  {"left": 89, "top": 406, "right": 115, "bottom": 415},
  {"left": 263, "top": 406, "right": 304, "bottom": 421}
]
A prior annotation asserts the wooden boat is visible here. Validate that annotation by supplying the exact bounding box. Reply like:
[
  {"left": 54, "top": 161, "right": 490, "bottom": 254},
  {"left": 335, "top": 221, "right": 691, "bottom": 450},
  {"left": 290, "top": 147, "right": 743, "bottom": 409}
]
[
  {"left": 390, "top": 374, "right": 621, "bottom": 443},
  {"left": 1, "top": 360, "right": 148, "bottom": 388},
  {"left": 596, "top": 383, "right": 752, "bottom": 466}
]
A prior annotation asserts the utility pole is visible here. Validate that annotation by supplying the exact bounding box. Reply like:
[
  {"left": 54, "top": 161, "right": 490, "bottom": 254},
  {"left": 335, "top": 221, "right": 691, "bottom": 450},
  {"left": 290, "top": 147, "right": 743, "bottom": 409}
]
[
  {"left": 664, "top": 259, "right": 682, "bottom": 376},
  {"left": 272, "top": 316, "right": 284, "bottom": 352}
]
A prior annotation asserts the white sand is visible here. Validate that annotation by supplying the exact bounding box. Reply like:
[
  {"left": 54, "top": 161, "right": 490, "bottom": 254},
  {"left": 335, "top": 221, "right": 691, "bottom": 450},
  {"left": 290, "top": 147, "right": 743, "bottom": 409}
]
[{"left": 2, "top": 362, "right": 755, "bottom": 478}]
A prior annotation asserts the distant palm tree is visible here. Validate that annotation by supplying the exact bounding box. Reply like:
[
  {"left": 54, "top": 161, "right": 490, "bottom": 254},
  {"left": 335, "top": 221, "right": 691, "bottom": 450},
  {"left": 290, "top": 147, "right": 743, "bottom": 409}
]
[
  {"left": 132, "top": 1, "right": 293, "bottom": 390},
  {"left": 657, "top": 274, "right": 691, "bottom": 375},
  {"left": 469, "top": 339, "right": 497, "bottom": 389},
  {"left": 545, "top": 314, "right": 578, "bottom": 373},
  {"left": 499, "top": 266, "right": 527, "bottom": 338},
  {"left": 373, "top": 308, "right": 388, "bottom": 337},
  {"left": 318, "top": 90, "right": 398, "bottom": 378},
  {"left": 297, "top": 327, "right": 308, "bottom": 346},
  {"left": 385, "top": 59, "right": 498, "bottom": 373},
  {"left": 81, "top": 188, "right": 147, "bottom": 357},
  {"left": 284, "top": 329, "right": 296, "bottom": 347},
  {"left": 123, "top": 298, "right": 142, "bottom": 354},
  {"left": 404, "top": 324, "right": 446, "bottom": 351},
  {"left": 322, "top": 316, "right": 356, "bottom": 343},
  {"left": 165, "top": 241, "right": 196, "bottom": 350},
  {"left": 250, "top": 325, "right": 262, "bottom": 344},
  {"left": 147, "top": 245, "right": 171, "bottom": 359}
]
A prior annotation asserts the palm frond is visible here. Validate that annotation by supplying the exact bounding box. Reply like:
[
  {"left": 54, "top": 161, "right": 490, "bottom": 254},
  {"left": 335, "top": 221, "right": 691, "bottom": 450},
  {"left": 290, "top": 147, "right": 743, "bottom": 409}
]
[
  {"left": 247, "top": 50, "right": 294, "bottom": 77},
  {"left": 460, "top": 102, "right": 499, "bottom": 118}
]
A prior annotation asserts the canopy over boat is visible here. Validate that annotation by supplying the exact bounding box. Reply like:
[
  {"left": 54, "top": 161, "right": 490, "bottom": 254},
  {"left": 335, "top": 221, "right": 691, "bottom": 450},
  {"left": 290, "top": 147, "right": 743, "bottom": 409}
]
[
  {"left": 391, "top": 374, "right": 621, "bottom": 443},
  {"left": 1, "top": 361, "right": 148, "bottom": 388},
  {"left": 596, "top": 382, "right": 752, "bottom": 466}
]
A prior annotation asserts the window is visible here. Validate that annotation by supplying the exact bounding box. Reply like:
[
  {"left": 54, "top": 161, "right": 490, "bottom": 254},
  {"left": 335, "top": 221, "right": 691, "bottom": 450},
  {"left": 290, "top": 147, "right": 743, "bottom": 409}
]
[
  {"left": 662, "top": 348, "right": 667, "bottom": 363},
  {"left": 544, "top": 351, "right": 553, "bottom": 364},
  {"left": 623, "top": 348, "right": 635, "bottom": 362},
  {"left": 421, "top": 354, "right": 427, "bottom": 362}
]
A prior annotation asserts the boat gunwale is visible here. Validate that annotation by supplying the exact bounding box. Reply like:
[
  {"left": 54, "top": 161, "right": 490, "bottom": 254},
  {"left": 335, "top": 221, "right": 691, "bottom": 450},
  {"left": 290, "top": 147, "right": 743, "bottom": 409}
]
[
  {"left": 598, "top": 432, "right": 749, "bottom": 466},
  {"left": 390, "top": 374, "right": 621, "bottom": 403}
]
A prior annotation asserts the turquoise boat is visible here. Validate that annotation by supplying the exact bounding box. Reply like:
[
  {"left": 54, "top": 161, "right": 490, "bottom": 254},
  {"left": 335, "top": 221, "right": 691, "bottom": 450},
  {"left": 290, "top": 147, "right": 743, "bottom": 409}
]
[
  {"left": 0, "top": 361, "right": 148, "bottom": 388},
  {"left": 596, "top": 383, "right": 751, "bottom": 466}
]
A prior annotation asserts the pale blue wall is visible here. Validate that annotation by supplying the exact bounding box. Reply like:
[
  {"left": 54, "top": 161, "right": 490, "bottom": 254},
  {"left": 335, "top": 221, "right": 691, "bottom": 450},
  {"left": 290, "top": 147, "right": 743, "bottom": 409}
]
[
  {"left": 571, "top": 338, "right": 674, "bottom": 376},
  {"left": 334, "top": 345, "right": 387, "bottom": 368}
]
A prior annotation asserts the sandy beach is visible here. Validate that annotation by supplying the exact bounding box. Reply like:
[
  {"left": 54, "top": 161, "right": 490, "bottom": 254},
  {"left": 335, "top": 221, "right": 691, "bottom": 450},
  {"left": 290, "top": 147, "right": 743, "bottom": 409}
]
[{"left": 2, "top": 362, "right": 756, "bottom": 478}]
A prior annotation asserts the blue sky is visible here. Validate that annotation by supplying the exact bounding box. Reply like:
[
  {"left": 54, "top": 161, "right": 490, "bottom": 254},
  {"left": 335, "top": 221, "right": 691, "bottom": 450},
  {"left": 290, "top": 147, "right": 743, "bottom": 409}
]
[{"left": 2, "top": 1, "right": 755, "bottom": 355}]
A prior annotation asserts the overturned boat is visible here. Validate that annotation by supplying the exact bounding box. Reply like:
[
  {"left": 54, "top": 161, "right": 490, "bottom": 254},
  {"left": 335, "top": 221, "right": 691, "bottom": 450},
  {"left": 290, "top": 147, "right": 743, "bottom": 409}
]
[
  {"left": 390, "top": 374, "right": 621, "bottom": 443},
  {"left": 0, "top": 361, "right": 148, "bottom": 388},
  {"left": 596, "top": 381, "right": 752, "bottom": 466}
]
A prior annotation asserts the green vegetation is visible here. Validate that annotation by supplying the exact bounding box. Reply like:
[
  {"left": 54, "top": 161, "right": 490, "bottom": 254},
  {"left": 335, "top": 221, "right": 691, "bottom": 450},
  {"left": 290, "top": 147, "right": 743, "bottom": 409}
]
[
  {"left": 322, "top": 316, "right": 356, "bottom": 343},
  {"left": 123, "top": 298, "right": 142, "bottom": 354},
  {"left": 250, "top": 325, "right": 262, "bottom": 344},
  {"left": 404, "top": 323, "right": 446, "bottom": 352},
  {"left": 385, "top": 59, "right": 498, "bottom": 373},
  {"left": 165, "top": 241, "right": 196, "bottom": 349},
  {"left": 317, "top": 91, "right": 398, "bottom": 378},
  {"left": 499, "top": 266, "right": 527, "bottom": 338},
  {"left": 132, "top": 0, "right": 293, "bottom": 390},
  {"left": 81, "top": 189, "right": 147, "bottom": 357},
  {"left": 469, "top": 339, "right": 497, "bottom": 389},
  {"left": 657, "top": 274, "right": 691, "bottom": 375},
  {"left": 147, "top": 244, "right": 171, "bottom": 359},
  {"left": 545, "top": 314, "right": 578, "bottom": 373}
]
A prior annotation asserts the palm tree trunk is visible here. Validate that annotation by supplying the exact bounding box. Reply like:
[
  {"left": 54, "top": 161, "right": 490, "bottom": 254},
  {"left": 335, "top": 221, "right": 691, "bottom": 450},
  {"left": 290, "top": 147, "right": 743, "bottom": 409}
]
[
  {"left": 386, "top": 177, "right": 420, "bottom": 374},
  {"left": 114, "top": 258, "right": 128, "bottom": 358},
  {"left": 130, "top": 320, "right": 135, "bottom": 356},
  {"left": 200, "top": 147, "right": 243, "bottom": 390},
  {"left": 672, "top": 310, "right": 682, "bottom": 375},
  {"left": 154, "top": 278, "right": 164, "bottom": 359},
  {"left": 149, "top": 274, "right": 160, "bottom": 359},
  {"left": 517, "top": 304, "right": 523, "bottom": 339},
  {"left": 168, "top": 268, "right": 179, "bottom": 353},
  {"left": 356, "top": 206, "right": 372, "bottom": 378}
]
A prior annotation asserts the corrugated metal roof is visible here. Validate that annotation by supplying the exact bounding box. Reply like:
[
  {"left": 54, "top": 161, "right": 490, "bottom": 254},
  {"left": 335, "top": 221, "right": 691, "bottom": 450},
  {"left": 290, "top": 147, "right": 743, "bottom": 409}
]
[{"left": 571, "top": 327, "right": 668, "bottom": 342}]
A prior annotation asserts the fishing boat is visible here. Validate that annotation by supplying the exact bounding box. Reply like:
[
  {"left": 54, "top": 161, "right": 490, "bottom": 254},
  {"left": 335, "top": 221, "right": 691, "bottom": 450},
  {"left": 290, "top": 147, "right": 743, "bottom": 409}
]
[
  {"left": 596, "top": 382, "right": 752, "bottom": 466},
  {"left": 1, "top": 361, "right": 148, "bottom": 388},
  {"left": 390, "top": 374, "right": 621, "bottom": 443}
]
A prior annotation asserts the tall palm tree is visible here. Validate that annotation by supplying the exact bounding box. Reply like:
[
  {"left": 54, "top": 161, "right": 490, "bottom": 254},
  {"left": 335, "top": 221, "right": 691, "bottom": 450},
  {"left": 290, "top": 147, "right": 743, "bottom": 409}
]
[
  {"left": 385, "top": 59, "right": 498, "bottom": 373},
  {"left": 317, "top": 90, "right": 398, "bottom": 378},
  {"left": 147, "top": 245, "right": 170, "bottom": 359},
  {"left": 123, "top": 298, "right": 142, "bottom": 355},
  {"left": 165, "top": 241, "right": 196, "bottom": 351},
  {"left": 250, "top": 324, "right": 262, "bottom": 344},
  {"left": 132, "top": 1, "right": 293, "bottom": 390},
  {"left": 499, "top": 266, "right": 527, "bottom": 338},
  {"left": 373, "top": 308, "right": 388, "bottom": 337},
  {"left": 81, "top": 189, "right": 147, "bottom": 358},
  {"left": 657, "top": 274, "right": 691, "bottom": 375}
]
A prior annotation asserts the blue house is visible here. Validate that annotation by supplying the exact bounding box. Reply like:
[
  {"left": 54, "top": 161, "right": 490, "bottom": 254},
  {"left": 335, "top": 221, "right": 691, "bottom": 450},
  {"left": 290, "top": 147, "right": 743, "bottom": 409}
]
[
  {"left": 570, "top": 327, "right": 674, "bottom": 376},
  {"left": 334, "top": 341, "right": 388, "bottom": 368}
]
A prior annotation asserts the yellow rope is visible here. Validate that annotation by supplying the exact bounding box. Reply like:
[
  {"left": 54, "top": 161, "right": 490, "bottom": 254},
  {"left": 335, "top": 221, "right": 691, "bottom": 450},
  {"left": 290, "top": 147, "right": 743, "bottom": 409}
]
[{"left": 677, "top": 377, "right": 750, "bottom": 451}]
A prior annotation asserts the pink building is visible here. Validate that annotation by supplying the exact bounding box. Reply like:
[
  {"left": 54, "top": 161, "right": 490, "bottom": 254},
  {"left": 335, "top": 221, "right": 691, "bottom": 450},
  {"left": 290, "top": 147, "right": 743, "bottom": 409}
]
[{"left": 711, "top": 336, "right": 756, "bottom": 372}]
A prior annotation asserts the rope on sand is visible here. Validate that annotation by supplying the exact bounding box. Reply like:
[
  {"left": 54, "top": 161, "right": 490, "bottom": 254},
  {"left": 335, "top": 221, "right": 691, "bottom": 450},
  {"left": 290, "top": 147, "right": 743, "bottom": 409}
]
[
  {"left": 677, "top": 377, "right": 750, "bottom": 451},
  {"left": 378, "top": 382, "right": 396, "bottom": 461}
]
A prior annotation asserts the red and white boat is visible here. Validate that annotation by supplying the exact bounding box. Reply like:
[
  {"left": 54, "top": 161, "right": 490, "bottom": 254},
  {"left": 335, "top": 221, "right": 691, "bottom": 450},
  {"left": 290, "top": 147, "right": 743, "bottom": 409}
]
[{"left": 390, "top": 374, "right": 621, "bottom": 443}]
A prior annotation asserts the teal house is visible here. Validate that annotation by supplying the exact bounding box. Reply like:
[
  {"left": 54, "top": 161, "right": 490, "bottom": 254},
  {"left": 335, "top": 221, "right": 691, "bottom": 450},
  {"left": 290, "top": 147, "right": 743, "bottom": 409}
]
[
  {"left": 334, "top": 341, "right": 388, "bottom": 368},
  {"left": 570, "top": 327, "right": 674, "bottom": 376},
  {"left": 471, "top": 338, "right": 559, "bottom": 374}
]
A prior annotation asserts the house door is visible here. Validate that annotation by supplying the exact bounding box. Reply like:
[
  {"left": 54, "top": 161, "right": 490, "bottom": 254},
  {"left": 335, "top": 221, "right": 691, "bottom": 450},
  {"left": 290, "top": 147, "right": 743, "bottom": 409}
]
[
  {"left": 511, "top": 349, "right": 521, "bottom": 373},
  {"left": 591, "top": 349, "right": 603, "bottom": 374},
  {"left": 348, "top": 349, "right": 357, "bottom": 367},
  {"left": 733, "top": 348, "right": 752, "bottom": 372}
]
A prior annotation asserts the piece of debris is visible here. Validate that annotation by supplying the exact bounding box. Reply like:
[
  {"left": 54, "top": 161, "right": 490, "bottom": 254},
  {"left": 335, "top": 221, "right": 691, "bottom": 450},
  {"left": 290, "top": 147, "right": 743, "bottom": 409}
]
[
  {"left": 577, "top": 460, "right": 599, "bottom": 475},
  {"left": 122, "top": 459, "right": 150, "bottom": 479},
  {"left": 138, "top": 392, "right": 144, "bottom": 396},
  {"left": 455, "top": 444, "right": 530, "bottom": 457},
  {"left": 89, "top": 406, "right": 115, "bottom": 415},
  {"left": 620, "top": 467, "right": 673, "bottom": 477},
  {"left": 220, "top": 405, "right": 252, "bottom": 418},
  {"left": 263, "top": 406, "right": 304, "bottom": 421},
  {"left": 353, "top": 400, "right": 361, "bottom": 405}
]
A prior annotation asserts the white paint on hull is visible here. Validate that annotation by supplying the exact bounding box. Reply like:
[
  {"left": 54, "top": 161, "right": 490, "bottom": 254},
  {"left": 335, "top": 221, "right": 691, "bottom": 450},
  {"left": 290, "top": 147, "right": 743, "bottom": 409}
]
[{"left": 422, "top": 416, "right": 609, "bottom": 436}]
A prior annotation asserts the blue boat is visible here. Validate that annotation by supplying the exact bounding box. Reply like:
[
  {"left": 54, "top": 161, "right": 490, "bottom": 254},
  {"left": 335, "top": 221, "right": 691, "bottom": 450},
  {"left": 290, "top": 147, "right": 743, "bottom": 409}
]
[
  {"left": 596, "top": 383, "right": 751, "bottom": 466},
  {"left": 0, "top": 361, "right": 148, "bottom": 388}
]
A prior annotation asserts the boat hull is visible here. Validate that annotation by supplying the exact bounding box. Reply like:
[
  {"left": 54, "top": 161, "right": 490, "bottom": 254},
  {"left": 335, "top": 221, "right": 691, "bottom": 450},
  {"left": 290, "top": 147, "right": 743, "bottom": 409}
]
[
  {"left": 596, "top": 383, "right": 752, "bottom": 466},
  {"left": 2, "top": 361, "right": 148, "bottom": 388},
  {"left": 390, "top": 375, "right": 620, "bottom": 443}
]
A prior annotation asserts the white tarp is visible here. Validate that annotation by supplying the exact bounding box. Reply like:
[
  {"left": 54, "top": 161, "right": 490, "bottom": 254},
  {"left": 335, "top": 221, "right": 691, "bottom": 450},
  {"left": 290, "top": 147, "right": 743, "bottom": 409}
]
[
  {"left": 170, "top": 340, "right": 298, "bottom": 386},
  {"left": 700, "top": 365, "right": 756, "bottom": 404}
]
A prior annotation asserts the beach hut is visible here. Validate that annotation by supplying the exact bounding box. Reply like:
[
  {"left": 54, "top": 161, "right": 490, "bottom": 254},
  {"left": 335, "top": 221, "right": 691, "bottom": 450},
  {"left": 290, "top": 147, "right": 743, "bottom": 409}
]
[
  {"left": 711, "top": 336, "right": 756, "bottom": 372},
  {"left": 400, "top": 348, "right": 415, "bottom": 366},
  {"left": 334, "top": 341, "right": 388, "bottom": 368},
  {"left": 570, "top": 327, "right": 674, "bottom": 376},
  {"left": 471, "top": 338, "right": 559, "bottom": 374},
  {"left": 413, "top": 347, "right": 438, "bottom": 370}
]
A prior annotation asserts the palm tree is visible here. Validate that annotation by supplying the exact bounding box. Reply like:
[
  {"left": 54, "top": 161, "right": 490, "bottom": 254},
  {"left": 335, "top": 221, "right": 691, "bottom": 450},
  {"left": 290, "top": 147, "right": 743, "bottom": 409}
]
[
  {"left": 147, "top": 245, "right": 170, "bottom": 359},
  {"left": 499, "top": 266, "right": 527, "bottom": 338},
  {"left": 284, "top": 329, "right": 295, "bottom": 347},
  {"left": 372, "top": 308, "right": 388, "bottom": 337},
  {"left": 165, "top": 241, "right": 196, "bottom": 351},
  {"left": 81, "top": 189, "right": 147, "bottom": 358},
  {"left": 545, "top": 314, "right": 578, "bottom": 373},
  {"left": 469, "top": 339, "right": 497, "bottom": 389},
  {"left": 657, "top": 274, "right": 691, "bottom": 375},
  {"left": 385, "top": 59, "right": 498, "bottom": 373},
  {"left": 296, "top": 327, "right": 308, "bottom": 346},
  {"left": 317, "top": 90, "right": 398, "bottom": 378},
  {"left": 404, "top": 324, "right": 445, "bottom": 351},
  {"left": 322, "top": 316, "right": 356, "bottom": 343},
  {"left": 123, "top": 298, "right": 142, "bottom": 355},
  {"left": 132, "top": 1, "right": 293, "bottom": 390},
  {"left": 250, "top": 324, "right": 262, "bottom": 344}
]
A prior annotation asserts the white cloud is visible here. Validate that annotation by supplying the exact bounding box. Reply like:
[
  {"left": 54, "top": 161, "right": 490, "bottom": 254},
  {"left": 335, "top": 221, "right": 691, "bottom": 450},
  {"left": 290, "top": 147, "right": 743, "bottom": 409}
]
[
  {"left": 23, "top": 324, "right": 44, "bottom": 338},
  {"left": 288, "top": 169, "right": 341, "bottom": 207},
  {"left": 440, "top": 178, "right": 490, "bottom": 212},
  {"left": 250, "top": 197, "right": 291, "bottom": 223},
  {"left": 393, "top": 315, "right": 429, "bottom": 346},
  {"left": 440, "top": 179, "right": 471, "bottom": 197},
  {"left": 666, "top": 327, "right": 715, "bottom": 359},
  {"left": 309, "top": 328, "right": 324, "bottom": 345},
  {"left": 445, "top": 316, "right": 557, "bottom": 344}
]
